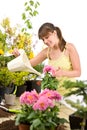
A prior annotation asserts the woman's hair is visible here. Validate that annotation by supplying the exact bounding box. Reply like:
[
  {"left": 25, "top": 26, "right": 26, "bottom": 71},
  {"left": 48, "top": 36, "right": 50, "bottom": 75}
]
[{"left": 38, "top": 22, "right": 66, "bottom": 51}]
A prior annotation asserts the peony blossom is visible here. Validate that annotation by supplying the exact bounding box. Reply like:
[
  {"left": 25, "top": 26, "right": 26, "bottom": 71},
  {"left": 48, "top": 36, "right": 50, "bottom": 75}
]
[
  {"left": 20, "top": 89, "right": 38, "bottom": 105},
  {"left": 39, "top": 88, "right": 62, "bottom": 101},
  {"left": 43, "top": 65, "right": 56, "bottom": 76},
  {"left": 33, "top": 96, "right": 54, "bottom": 111}
]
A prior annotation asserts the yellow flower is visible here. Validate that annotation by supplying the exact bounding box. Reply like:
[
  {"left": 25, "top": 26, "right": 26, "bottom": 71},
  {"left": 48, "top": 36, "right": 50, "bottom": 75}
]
[
  {"left": 18, "top": 44, "right": 24, "bottom": 49},
  {"left": 29, "top": 51, "right": 34, "bottom": 59},
  {"left": 0, "top": 49, "right": 4, "bottom": 55},
  {"left": 1, "top": 17, "right": 10, "bottom": 28}
]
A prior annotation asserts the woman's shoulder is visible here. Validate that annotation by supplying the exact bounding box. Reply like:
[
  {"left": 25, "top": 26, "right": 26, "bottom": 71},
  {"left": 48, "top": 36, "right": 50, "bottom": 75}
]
[
  {"left": 65, "top": 43, "right": 76, "bottom": 51},
  {"left": 42, "top": 47, "right": 48, "bottom": 52},
  {"left": 39, "top": 47, "right": 48, "bottom": 57}
]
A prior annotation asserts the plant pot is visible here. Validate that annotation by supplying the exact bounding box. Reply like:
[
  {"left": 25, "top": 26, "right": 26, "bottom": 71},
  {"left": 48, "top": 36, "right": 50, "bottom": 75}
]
[
  {"left": 18, "top": 124, "right": 65, "bottom": 130},
  {"left": 4, "top": 93, "right": 16, "bottom": 105},
  {"left": 19, "top": 124, "right": 30, "bottom": 130},
  {"left": 0, "top": 85, "right": 15, "bottom": 99},
  {"left": 26, "top": 80, "right": 41, "bottom": 93},
  {"left": 69, "top": 113, "right": 87, "bottom": 130}
]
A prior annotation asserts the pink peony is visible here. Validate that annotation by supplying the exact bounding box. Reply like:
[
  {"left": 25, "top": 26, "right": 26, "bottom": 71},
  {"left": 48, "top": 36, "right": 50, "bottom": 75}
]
[
  {"left": 39, "top": 88, "right": 62, "bottom": 101},
  {"left": 33, "top": 96, "right": 54, "bottom": 111},
  {"left": 20, "top": 89, "right": 38, "bottom": 105},
  {"left": 43, "top": 65, "right": 56, "bottom": 76}
]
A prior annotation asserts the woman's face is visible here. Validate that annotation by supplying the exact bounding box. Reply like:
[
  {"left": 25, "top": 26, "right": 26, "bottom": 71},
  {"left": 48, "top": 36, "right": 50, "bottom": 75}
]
[{"left": 42, "top": 31, "right": 59, "bottom": 48}]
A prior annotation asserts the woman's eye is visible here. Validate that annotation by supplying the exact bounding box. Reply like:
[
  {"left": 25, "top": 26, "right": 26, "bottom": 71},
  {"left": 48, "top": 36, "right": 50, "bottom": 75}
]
[{"left": 45, "top": 36, "right": 49, "bottom": 39}]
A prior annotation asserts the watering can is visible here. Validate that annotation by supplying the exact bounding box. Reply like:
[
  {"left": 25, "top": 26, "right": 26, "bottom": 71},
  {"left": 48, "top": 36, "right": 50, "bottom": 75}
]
[{"left": 7, "top": 49, "right": 41, "bottom": 76}]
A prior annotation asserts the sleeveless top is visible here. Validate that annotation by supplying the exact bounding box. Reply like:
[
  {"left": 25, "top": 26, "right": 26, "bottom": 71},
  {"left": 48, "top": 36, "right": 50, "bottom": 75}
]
[{"left": 47, "top": 47, "right": 75, "bottom": 95}]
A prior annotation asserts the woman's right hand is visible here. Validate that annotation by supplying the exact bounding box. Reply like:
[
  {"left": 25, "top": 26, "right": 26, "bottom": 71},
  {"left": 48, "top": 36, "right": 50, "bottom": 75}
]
[{"left": 12, "top": 48, "right": 20, "bottom": 57}]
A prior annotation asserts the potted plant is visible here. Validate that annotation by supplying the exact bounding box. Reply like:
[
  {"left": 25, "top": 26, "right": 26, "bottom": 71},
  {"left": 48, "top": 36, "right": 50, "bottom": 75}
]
[
  {"left": 11, "top": 71, "right": 29, "bottom": 97},
  {"left": 63, "top": 80, "right": 87, "bottom": 130},
  {"left": 0, "top": 53, "right": 30, "bottom": 97},
  {"left": 4, "top": 71, "right": 29, "bottom": 105},
  {"left": 0, "top": 54, "right": 15, "bottom": 102},
  {"left": 41, "top": 65, "right": 59, "bottom": 90},
  {"left": 15, "top": 89, "right": 68, "bottom": 130},
  {"left": 0, "top": 67, "right": 30, "bottom": 105},
  {"left": 0, "top": 67, "right": 15, "bottom": 99}
]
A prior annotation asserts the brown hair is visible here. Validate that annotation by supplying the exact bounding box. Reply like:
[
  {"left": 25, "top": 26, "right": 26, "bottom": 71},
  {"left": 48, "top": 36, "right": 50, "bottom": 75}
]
[{"left": 38, "top": 22, "right": 66, "bottom": 51}]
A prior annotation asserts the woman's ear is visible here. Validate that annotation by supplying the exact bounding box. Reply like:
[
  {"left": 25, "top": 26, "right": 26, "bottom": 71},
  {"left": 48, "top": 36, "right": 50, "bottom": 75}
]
[{"left": 54, "top": 30, "right": 57, "bottom": 35}]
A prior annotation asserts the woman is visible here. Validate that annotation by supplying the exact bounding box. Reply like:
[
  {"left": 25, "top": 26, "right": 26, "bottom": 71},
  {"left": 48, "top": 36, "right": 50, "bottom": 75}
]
[{"left": 13, "top": 22, "right": 81, "bottom": 95}]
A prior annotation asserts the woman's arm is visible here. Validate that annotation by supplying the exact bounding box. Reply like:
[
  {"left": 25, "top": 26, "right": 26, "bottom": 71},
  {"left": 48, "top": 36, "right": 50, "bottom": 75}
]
[
  {"left": 30, "top": 48, "right": 48, "bottom": 67},
  {"left": 12, "top": 47, "right": 48, "bottom": 67}
]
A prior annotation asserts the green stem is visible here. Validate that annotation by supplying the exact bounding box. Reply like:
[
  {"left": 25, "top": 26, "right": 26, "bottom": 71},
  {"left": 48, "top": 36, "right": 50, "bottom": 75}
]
[{"left": 13, "top": 86, "right": 17, "bottom": 95}]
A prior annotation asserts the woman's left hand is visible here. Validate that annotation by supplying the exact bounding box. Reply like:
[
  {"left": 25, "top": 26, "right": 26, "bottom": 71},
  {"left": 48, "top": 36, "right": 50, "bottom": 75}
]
[{"left": 54, "top": 67, "right": 64, "bottom": 77}]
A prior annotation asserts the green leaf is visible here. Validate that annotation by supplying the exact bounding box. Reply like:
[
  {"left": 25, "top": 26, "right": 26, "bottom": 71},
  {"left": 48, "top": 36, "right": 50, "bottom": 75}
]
[
  {"left": 33, "top": 10, "right": 38, "bottom": 16},
  {"left": 32, "top": 119, "right": 41, "bottom": 127},
  {"left": 22, "top": 13, "right": 26, "bottom": 20},
  {"left": 29, "top": 0, "right": 34, "bottom": 6}
]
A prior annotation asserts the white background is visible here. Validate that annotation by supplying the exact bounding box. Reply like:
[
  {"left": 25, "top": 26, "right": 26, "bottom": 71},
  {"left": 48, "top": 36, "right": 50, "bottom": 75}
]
[{"left": 0, "top": 0, "right": 87, "bottom": 80}]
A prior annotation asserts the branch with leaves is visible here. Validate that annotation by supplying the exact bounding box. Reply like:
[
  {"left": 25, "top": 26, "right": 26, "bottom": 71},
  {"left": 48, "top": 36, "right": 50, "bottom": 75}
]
[{"left": 21, "top": 0, "right": 40, "bottom": 33}]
